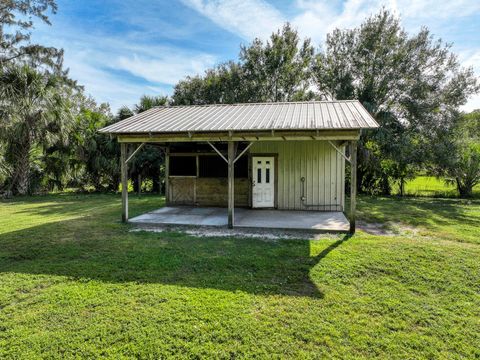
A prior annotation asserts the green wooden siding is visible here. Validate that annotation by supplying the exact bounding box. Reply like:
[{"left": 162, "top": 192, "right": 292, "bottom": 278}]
[{"left": 250, "top": 141, "right": 345, "bottom": 211}]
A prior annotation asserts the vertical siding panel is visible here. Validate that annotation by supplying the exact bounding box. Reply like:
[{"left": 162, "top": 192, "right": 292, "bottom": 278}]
[
  {"left": 311, "top": 142, "right": 315, "bottom": 209},
  {"left": 282, "top": 141, "right": 287, "bottom": 209},
  {"left": 341, "top": 147, "right": 345, "bottom": 211},
  {"left": 311, "top": 142, "right": 316, "bottom": 208},
  {"left": 290, "top": 142, "right": 295, "bottom": 209},
  {"left": 312, "top": 141, "right": 321, "bottom": 211},
  {"left": 305, "top": 141, "right": 317, "bottom": 208},
  {"left": 287, "top": 142, "right": 291, "bottom": 209},
  {"left": 250, "top": 140, "right": 345, "bottom": 211},
  {"left": 327, "top": 143, "right": 333, "bottom": 211},
  {"left": 283, "top": 142, "right": 291, "bottom": 209},
  {"left": 333, "top": 146, "right": 336, "bottom": 211},
  {"left": 340, "top": 148, "right": 344, "bottom": 210},
  {"left": 279, "top": 142, "right": 283, "bottom": 208},
  {"left": 334, "top": 146, "right": 339, "bottom": 211},
  {"left": 322, "top": 141, "right": 328, "bottom": 210},
  {"left": 306, "top": 141, "right": 310, "bottom": 209},
  {"left": 313, "top": 142, "right": 316, "bottom": 210},
  {"left": 334, "top": 146, "right": 338, "bottom": 211},
  {"left": 318, "top": 142, "right": 323, "bottom": 210},
  {"left": 301, "top": 142, "right": 306, "bottom": 209},
  {"left": 290, "top": 142, "right": 294, "bottom": 209},
  {"left": 295, "top": 142, "right": 298, "bottom": 210},
  {"left": 330, "top": 145, "right": 336, "bottom": 211},
  {"left": 296, "top": 142, "right": 301, "bottom": 209},
  {"left": 277, "top": 141, "right": 281, "bottom": 208},
  {"left": 283, "top": 141, "right": 287, "bottom": 209},
  {"left": 324, "top": 141, "right": 328, "bottom": 210},
  {"left": 301, "top": 142, "right": 305, "bottom": 209}
]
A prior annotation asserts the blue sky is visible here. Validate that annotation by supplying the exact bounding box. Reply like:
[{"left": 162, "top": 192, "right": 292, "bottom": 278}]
[{"left": 32, "top": 0, "right": 480, "bottom": 112}]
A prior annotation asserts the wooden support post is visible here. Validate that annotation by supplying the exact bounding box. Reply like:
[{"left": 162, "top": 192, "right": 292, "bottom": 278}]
[
  {"left": 228, "top": 141, "right": 235, "bottom": 228},
  {"left": 349, "top": 141, "right": 357, "bottom": 234},
  {"left": 121, "top": 143, "right": 128, "bottom": 223}
]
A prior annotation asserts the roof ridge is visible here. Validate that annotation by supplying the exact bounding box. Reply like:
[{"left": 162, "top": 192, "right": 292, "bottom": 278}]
[{"left": 153, "top": 100, "right": 359, "bottom": 109}]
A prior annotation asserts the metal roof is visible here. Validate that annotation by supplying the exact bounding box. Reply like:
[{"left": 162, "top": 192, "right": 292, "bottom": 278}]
[{"left": 100, "top": 100, "right": 379, "bottom": 134}]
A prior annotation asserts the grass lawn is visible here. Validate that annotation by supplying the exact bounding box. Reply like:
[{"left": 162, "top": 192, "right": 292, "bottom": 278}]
[
  {"left": 0, "top": 194, "right": 479, "bottom": 358},
  {"left": 392, "top": 176, "right": 480, "bottom": 198}
]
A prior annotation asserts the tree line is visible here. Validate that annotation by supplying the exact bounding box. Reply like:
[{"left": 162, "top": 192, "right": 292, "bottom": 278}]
[{"left": 0, "top": 1, "right": 479, "bottom": 197}]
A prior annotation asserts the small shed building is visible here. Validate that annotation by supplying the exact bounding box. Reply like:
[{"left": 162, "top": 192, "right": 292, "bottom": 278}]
[{"left": 100, "top": 101, "right": 378, "bottom": 233}]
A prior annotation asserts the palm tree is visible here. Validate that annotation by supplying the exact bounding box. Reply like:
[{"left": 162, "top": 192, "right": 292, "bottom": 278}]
[
  {"left": 134, "top": 95, "right": 168, "bottom": 113},
  {"left": 129, "top": 95, "right": 168, "bottom": 193},
  {"left": 0, "top": 65, "right": 72, "bottom": 195}
]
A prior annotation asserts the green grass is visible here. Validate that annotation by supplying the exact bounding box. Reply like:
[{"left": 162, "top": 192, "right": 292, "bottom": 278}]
[
  {"left": 1, "top": 194, "right": 479, "bottom": 358},
  {"left": 392, "top": 176, "right": 480, "bottom": 197}
]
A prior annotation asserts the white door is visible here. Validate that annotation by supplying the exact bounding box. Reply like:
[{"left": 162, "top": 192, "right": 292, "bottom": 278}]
[{"left": 252, "top": 157, "right": 275, "bottom": 208}]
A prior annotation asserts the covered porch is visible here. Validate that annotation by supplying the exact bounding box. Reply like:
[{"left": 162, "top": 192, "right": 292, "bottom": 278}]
[
  {"left": 130, "top": 206, "right": 350, "bottom": 232},
  {"left": 99, "top": 101, "right": 379, "bottom": 234}
]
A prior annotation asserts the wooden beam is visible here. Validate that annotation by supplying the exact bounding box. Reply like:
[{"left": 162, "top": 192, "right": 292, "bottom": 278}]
[
  {"left": 121, "top": 143, "right": 128, "bottom": 223},
  {"left": 207, "top": 141, "right": 228, "bottom": 163},
  {"left": 228, "top": 141, "right": 235, "bottom": 228},
  {"left": 116, "top": 130, "right": 361, "bottom": 143},
  {"left": 328, "top": 140, "right": 350, "bottom": 163},
  {"left": 126, "top": 142, "right": 145, "bottom": 163},
  {"left": 349, "top": 141, "right": 357, "bottom": 234},
  {"left": 234, "top": 142, "right": 253, "bottom": 163}
]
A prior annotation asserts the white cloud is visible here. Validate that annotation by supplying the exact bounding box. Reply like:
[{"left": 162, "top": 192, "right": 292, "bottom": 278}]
[
  {"left": 63, "top": 51, "right": 170, "bottom": 111},
  {"left": 459, "top": 49, "right": 480, "bottom": 112},
  {"left": 289, "top": 0, "right": 480, "bottom": 43},
  {"left": 32, "top": 22, "right": 218, "bottom": 111},
  {"left": 115, "top": 53, "right": 216, "bottom": 85},
  {"left": 181, "top": 0, "right": 286, "bottom": 40},
  {"left": 394, "top": 0, "right": 480, "bottom": 19},
  {"left": 292, "top": 0, "right": 377, "bottom": 44},
  {"left": 462, "top": 95, "right": 480, "bottom": 112}
]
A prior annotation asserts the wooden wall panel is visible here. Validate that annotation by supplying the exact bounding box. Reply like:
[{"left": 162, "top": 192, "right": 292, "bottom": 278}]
[
  {"left": 169, "top": 177, "right": 249, "bottom": 207},
  {"left": 196, "top": 178, "right": 249, "bottom": 207},
  {"left": 168, "top": 177, "right": 195, "bottom": 205}
]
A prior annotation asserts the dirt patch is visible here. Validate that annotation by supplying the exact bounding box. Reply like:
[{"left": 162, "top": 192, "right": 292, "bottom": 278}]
[
  {"left": 133, "top": 222, "right": 422, "bottom": 239},
  {"left": 132, "top": 225, "right": 341, "bottom": 241},
  {"left": 357, "top": 221, "right": 422, "bottom": 236},
  {"left": 357, "top": 221, "right": 396, "bottom": 236}
]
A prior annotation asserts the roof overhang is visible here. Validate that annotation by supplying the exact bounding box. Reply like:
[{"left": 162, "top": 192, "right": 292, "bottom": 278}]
[{"left": 116, "top": 129, "right": 361, "bottom": 143}]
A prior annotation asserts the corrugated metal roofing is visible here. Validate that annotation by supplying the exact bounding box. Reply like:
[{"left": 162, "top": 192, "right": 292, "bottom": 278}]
[{"left": 100, "top": 100, "right": 379, "bottom": 134}]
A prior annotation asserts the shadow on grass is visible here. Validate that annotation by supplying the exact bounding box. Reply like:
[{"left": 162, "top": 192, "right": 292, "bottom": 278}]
[
  {"left": 0, "top": 206, "right": 349, "bottom": 298},
  {"left": 5, "top": 193, "right": 164, "bottom": 219}
]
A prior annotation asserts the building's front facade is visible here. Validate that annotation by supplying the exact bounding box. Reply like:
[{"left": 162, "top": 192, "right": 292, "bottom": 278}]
[
  {"left": 167, "top": 140, "right": 345, "bottom": 212},
  {"left": 100, "top": 101, "right": 378, "bottom": 233}
]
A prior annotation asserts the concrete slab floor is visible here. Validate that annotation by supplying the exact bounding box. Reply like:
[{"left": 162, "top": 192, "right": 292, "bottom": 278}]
[{"left": 130, "top": 206, "right": 350, "bottom": 232}]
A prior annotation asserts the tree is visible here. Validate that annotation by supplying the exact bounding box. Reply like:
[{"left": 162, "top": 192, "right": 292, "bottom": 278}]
[
  {"left": 74, "top": 107, "right": 120, "bottom": 192},
  {"left": 172, "top": 24, "right": 315, "bottom": 105},
  {"left": 0, "top": 0, "right": 63, "bottom": 71},
  {"left": 313, "top": 10, "right": 479, "bottom": 194},
  {"left": 130, "top": 95, "right": 168, "bottom": 193},
  {"left": 240, "top": 23, "right": 315, "bottom": 102},
  {"left": 135, "top": 95, "right": 169, "bottom": 113},
  {"left": 173, "top": 61, "right": 245, "bottom": 105},
  {"left": 434, "top": 110, "right": 480, "bottom": 197},
  {"left": 0, "top": 64, "right": 72, "bottom": 194}
]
